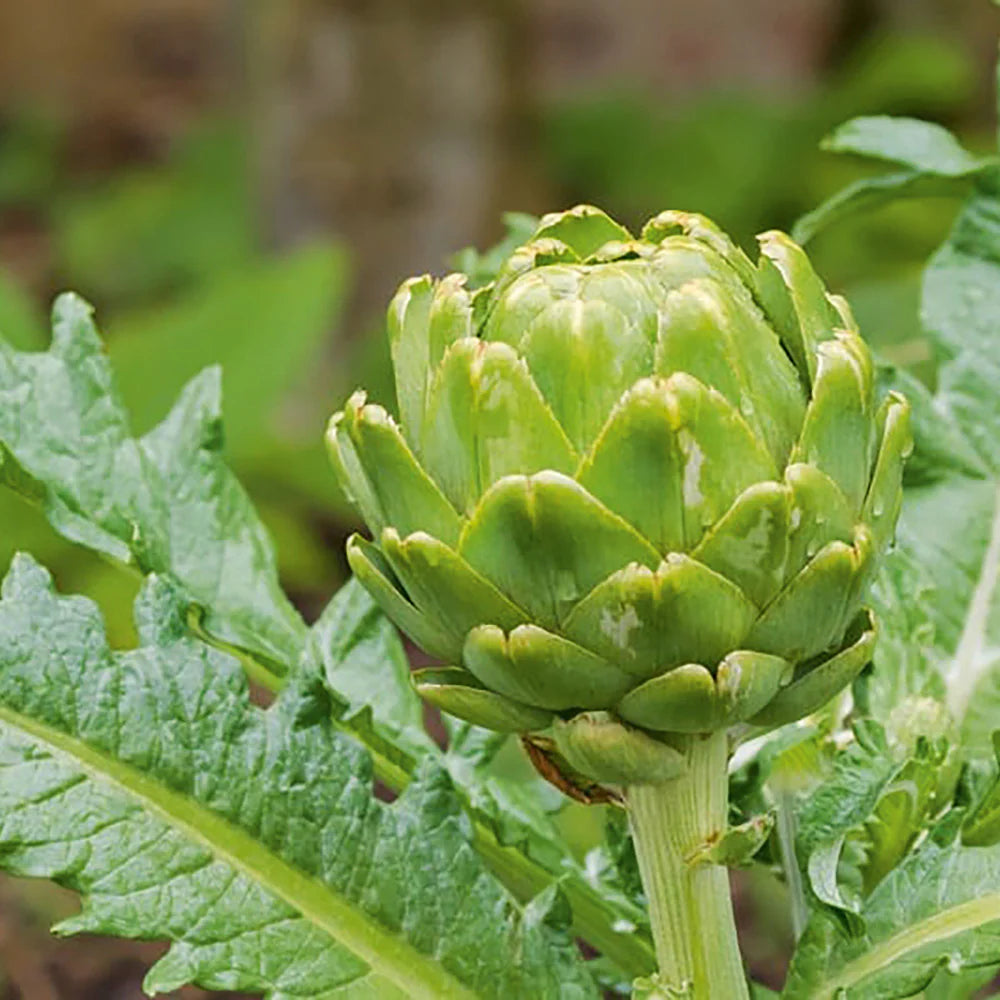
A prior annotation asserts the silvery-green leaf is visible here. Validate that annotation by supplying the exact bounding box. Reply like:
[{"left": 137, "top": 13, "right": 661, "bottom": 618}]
[
  {"left": 0, "top": 555, "right": 598, "bottom": 999},
  {"left": 784, "top": 832, "right": 1000, "bottom": 999},
  {"left": 304, "top": 576, "right": 437, "bottom": 767},
  {"left": 0, "top": 294, "right": 304, "bottom": 672}
]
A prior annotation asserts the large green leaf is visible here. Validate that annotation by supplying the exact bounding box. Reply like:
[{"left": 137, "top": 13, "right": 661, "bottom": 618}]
[
  {"left": 440, "top": 719, "right": 655, "bottom": 978},
  {"left": 0, "top": 554, "right": 598, "bottom": 999},
  {"left": 901, "top": 178, "right": 1000, "bottom": 753},
  {"left": 783, "top": 98, "right": 1000, "bottom": 1000},
  {"left": 794, "top": 722, "right": 941, "bottom": 918},
  {"left": 0, "top": 293, "right": 657, "bottom": 979},
  {"left": 783, "top": 829, "right": 1000, "bottom": 999},
  {"left": 805, "top": 118, "right": 1000, "bottom": 754},
  {"left": 860, "top": 545, "right": 942, "bottom": 721},
  {"left": 0, "top": 293, "right": 306, "bottom": 671}
]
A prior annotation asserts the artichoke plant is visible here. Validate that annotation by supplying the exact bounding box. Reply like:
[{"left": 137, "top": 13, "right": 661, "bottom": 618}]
[{"left": 327, "top": 205, "right": 910, "bottom": 788}]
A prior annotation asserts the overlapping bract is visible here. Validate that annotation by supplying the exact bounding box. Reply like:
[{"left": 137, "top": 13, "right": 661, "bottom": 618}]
[{"left": 328, "top": 205, "right": 910, "bottom": 773}]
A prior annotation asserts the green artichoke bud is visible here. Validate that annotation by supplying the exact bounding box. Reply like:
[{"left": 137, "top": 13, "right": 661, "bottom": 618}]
[{"left": 328, "top": 205, "right": 910, "bottom": 783}]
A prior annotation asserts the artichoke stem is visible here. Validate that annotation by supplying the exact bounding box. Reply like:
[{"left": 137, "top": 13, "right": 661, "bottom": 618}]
[{"left": 626, "top": 731, "right": 748, "bottom": 999}]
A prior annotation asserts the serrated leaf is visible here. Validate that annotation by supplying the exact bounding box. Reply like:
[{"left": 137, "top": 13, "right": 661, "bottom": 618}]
[
  {"left": 923, "top": 964, "right": 1000, "bottom": 999},
  {"left": 783, "top": 834, "right": 1000, "bottom": 999},
  {"left": 302, "top": 576, "right": 437, "bottom": 768},
  {"left": 875, "top": 364, "right": 985, "bottom": 486},
  {"left": 0, "top": 554, "right": 599, "bottom": 999},
  {"left": 442, "top": 722, "right": 655, "bottom": 976},
  {"left": 901, "top": 175, "right": 1000, "bottom": 752},
  {"left": 795, "top": 722, "right": 941, "bottom": 917},
  {"left": 860, "top": 545, "right": 943, "bottom": 724},
  {"left": 0, "top": 293, "right": 306, "bottom": 671},
  {"left": 307, "top": 572, "right": 655, "bottom": 978},
  {"left": 0, "top": 293, "right": 655, "bottom": 982},
  {"left": 813, "top": 121, "right": 1000, "bottom": 755},
  {"left": 962, "top": 733, "right": 1000, "bottom": 847}
]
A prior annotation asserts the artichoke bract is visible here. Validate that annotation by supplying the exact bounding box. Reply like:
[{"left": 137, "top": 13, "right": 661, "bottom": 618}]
[{"left": 328, "top": 205, "right": 910, "bottom": 785}]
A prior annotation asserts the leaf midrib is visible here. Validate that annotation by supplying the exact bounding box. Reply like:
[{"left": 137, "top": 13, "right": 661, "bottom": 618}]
[
  {"left": 0, "top": 704, "right": 478, "bottom": 1000},
  {"left": 945, "top": 483, "right": 1000, "bottom": 723},
  {"left": 808, "top": 891, "right": 1000, "bottom": 1000}
]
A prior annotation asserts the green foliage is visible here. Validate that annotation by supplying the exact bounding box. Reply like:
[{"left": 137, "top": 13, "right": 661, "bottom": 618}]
[
  {"left": 793, "top": 116, "right": 998, "bottom": 246},
  {"left": 7, "top": 36, "right": 1000, "bottom": 1000},
  {"left": 0, "top": 554, "right": 597, "bottom": 999},
  {"left": 735, "top": 61, "right": 1000, "bottom": 999},
  {"left": 807, "top": 110, "right": 1000, "bottom": 757},
  {"left": 0, "top": 293, "right": 658, "bottom": 993},
  {"left": 543, "top": 33, "right": 976, "bottom": 250},
  {"left": 795, "top": 721, "right": 944, "bottom": 916},
  {"left": 55, "top": 123, "right": 255, "bottom": 303},
  {"left": 783, "top": 828, "right": 1000, "bottom": 998},
  {"left": 0, "top": 294, "right": 305, "bottom": 669}
]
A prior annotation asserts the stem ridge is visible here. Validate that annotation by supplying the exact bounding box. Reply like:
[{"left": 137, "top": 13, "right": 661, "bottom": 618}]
[{"left": 627, "top": 731, "right": 748, "bottom": 999}]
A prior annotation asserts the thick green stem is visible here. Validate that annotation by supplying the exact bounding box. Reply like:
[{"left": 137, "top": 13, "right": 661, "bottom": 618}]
[{"left": 626, "top": 731, "right": 748, "bottom": 999}]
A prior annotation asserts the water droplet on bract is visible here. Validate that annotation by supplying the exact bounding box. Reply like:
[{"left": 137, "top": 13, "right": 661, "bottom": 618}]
[
  {"left": 872, "top": 500, "right": 885, "bottom": 517},
  {"left": 806, "top": 542, "right": 818, "bottom": 558}
]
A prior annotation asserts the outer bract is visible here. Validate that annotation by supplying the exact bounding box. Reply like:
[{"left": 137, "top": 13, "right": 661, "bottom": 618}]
[{"left": 328, "top": 205, "right": 910, "bottom": 785}]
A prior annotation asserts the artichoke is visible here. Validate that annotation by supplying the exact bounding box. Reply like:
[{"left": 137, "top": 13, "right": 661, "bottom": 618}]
[{"left": 328, "top": 205, "right": 910, "bottom": 785}]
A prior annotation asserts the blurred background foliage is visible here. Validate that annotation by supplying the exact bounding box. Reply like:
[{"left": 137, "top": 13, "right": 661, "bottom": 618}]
[{"left": 0, "top": 0, "right": 997, "bottom": 996}]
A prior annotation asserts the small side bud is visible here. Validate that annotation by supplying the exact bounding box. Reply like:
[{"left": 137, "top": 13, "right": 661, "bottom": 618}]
[{"left": 553, "top": 711, "right": 687, "bottom": 787}]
